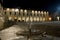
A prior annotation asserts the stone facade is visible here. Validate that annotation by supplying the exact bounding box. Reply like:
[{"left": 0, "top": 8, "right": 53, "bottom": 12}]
[{"left": 3, "top": 8, "right": 50, "bottom": 22}]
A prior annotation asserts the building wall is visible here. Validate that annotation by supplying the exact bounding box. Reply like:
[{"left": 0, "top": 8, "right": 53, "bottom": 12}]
[{"left": 3, "top": 8, "right": 50, "bottom": 22}]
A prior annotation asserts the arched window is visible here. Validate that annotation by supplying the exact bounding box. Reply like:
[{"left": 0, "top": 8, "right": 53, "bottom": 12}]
[
  {"left": 30, "top": 13, "right": 32, "bottom": 16},
  {"left": 37, "top": 14, "right": 39, "bottom": 16},
  {"left": 19, "top": 12, "right": 21, "bottom": 15},
  {"left": 23, "top": 13, "right": 25, "bottom": 16},
  {"left": 4, "top": 12, "right": 6, "bottom": 15},
  {"left": 14, "top": 12, "right": 16, "bottom": 15},
  {"left": 10, "top": 12, "right": 11, "bottom": 15},
  {"left": 27, "top": 13, "right": 29, "bottom": 16}
]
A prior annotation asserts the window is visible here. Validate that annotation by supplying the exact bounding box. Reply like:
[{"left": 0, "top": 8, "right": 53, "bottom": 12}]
[
  {"left": 27, "top": 13, "right": 29, "bottom": 16},
  {"left": 37, "top": 14, "right": 39, "bottom": 16},
  {"left": 40, "top": 14, "right": 42, "bottom": 17},
  {"left": 23, "top": 13, "right": 25, "bottom": 16},
  {"left": 14, "top": 12, "right": 16, "bottom": 15},
  {"left": 14, "top": 19, "right": 17, "bottom": 21},
  {"left": 10, "top": 12, "right": 11, "bottom": 15},
  {"left": 19, "top": 13, "right": 21, "bottom": 15},
  {"left": 4, "top": 12, "right": 6, "bottom": 15},
  {"left": 30, "top": 13, "right": 32, "bottom": 16},
  {"left": 34, "top": 14, "right": 35, "bottom": 16}
]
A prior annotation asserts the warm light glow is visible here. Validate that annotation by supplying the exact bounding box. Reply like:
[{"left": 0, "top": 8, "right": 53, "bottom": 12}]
[
  {"left": 32, "top": 10, "right": 34, "bottom": 13},
  {"left": 47, "top": 11, "right": 49, "bottom": 15},
  {"left": 37, "top": 17, "right": 39, "bottom": 22},
  {"left": 43, "top": 18, "right": 45, "bottom": 21},
  {"left": 18, "top": 17, "right": 21, "bottom": 20},
  {"left": 40, "top": 17, "right": 42, "bottom": 21},
  {"left": 44, "top": 11, "right": 46, "bottom": 14},
  {"left": 38, "top": 11, "right": 40, "bottom": 13},
  {"left": 15, "top": 17, "right": 17, "bottom": 19},
  {"left": 57, "top": 16, "right": 60, "bottom": 21},
  {"left": 20, "top": 9, "right": 23, "bottom": 12},
  {"left": 49, "top": 17, "right": 52, "bottom": 21},
  {"left": 15, "top": 9, "right": 19, "bottom": 12},
  {"left": 0, "top": 17, "right": 4, "bottom": 22},
  {"left": 35, "top": 11, "right": 37, "bottom": 13},
  {"left": 12, "top": 9, "right": 15, "bottom": 11},
  {"left": 7, "top": 8, "right": 9, "bottom": 11},
  {"left": 22, "top": 17, "right": 25, "bottom": 20},
  {"left": 34, "top": 17, "right": 36, "bottom": 21},
  {"left": 9, "top": 17, "right": 12, "bottom": 20},
  {"left": 24, "top": 9, "right": 27, "bottom": 13},
  {"left": 30, "top": 17, "right": 33, "bottom": 22},
  {"left": 26, "top": 17, "right": 29, "bottom": 22},
  {"left": 41, "top": 11, "right": 43, "bottom": 14}
]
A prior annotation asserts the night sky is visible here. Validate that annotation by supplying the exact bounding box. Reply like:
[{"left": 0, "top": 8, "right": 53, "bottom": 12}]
[{"left": 3, "top": 0, "right": 60, "bottom": 12}]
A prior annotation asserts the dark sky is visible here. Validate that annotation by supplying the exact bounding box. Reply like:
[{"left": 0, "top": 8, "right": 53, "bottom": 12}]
[{"left": 3, "top": 0, "right": 60, "bottom": 12}]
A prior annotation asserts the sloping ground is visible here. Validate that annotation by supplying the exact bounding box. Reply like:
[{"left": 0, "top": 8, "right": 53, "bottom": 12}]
[{"left": 0, "top": 25, "right": 28, "bottom": 40}]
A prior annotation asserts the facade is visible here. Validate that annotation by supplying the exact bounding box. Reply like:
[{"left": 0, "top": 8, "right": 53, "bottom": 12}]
[
  {"left": 3, "top": 8, "right": 51, "bottom": 22},
  {"left": 0, "top": 3, "right": 51, "bottom": 22}
]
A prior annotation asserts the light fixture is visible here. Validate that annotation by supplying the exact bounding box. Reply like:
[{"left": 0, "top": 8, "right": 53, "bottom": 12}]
[
  {"left": 38, "top": 11, "right": 40, "bottom": 13},
  {"left": 7, "top": 8, "right": 9, "bottom": 11},
  {"left": 44, "top": 11, "right": 46, "bottom": 14},
  {"left": 35, "top": 11, "right": 37, "bottom": 13},
  {"left": 9, "top": 17, "right": 12, "bottom": 20},
  {"left": 12, "top": 9, "right": 15, "bottom": 11},
  {"left": 24, "top": 9, "right": 27, "bottom": 13},
  {"left": 32, "top": 10, "right": 34, "bottom": 13},
  {"left": 41, "top": 11, "right": 43, "bottom": 14},
  {"left": 49, "top": 17, "right": 52, "bottom": 21}
]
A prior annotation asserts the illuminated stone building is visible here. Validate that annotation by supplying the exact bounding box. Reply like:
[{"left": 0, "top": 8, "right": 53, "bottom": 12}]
[
  {"left": 3, "top": 8, "right": 50, "bottom": 22},
  {"left": 0, "top": 3, "right": 51, "bottom": 22}
]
